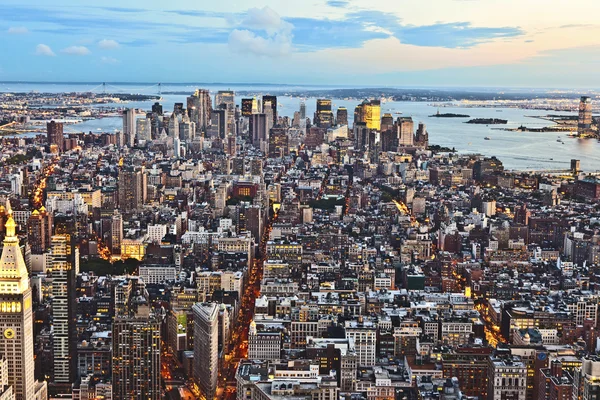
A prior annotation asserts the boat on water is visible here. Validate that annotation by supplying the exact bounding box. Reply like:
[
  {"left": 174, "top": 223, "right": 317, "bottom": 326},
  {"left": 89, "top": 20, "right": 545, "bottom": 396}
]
[
  {"left": 484, "top": 137, "right": 491, "bottom": 140},
  {"left": 557, "top": 139, "right": 563, "bottom": 142}
]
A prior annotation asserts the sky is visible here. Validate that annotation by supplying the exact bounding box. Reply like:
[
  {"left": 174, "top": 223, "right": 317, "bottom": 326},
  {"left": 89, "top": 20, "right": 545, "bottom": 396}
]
[{"left": 0, "top": 0, "right": 599, "bottom": 87}]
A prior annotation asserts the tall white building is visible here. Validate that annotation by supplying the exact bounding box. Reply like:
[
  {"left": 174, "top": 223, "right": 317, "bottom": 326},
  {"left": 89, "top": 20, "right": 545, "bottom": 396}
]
[
  {"left": 345, "top": 322, "right": 376, "bottom": 367},
  {"left": 0, "top": 212, "right": 35, "bottom": 400},
  {"left": 193, "top": 303, "right": 219, "bottom": 400},
  {"left": 122, "top": 108, "right": 137, "bottom": 147}
]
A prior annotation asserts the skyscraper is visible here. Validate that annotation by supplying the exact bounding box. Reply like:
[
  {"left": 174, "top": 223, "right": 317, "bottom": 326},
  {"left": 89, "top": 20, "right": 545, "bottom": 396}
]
[
  {"left": 122, "top": 109, "right": 137, "bottom": 147},
  {"left": 268, "top": 128, "right": 289, "bottom": 158},
  {"left": 315, "top": 99, "right": 334, "bottom": 128},
  {"left": 356, "top": 100, "right": 381, "bottom": 130},
  {"left": 0, "top": 211, "right": 35, "bottom": 400},
  {"left": 262, "top": 95, "right": 278, "bottom": 125},
  {"left": 215, "top": 90, "right": 236, "bottom": 134},
  {"left": 250, "top": 113, "right": 268, "bottom": 146},
  {"left": 112, "top": 301, "right": 161, "bottom": 400},
  {"left": 397, "top": 117, "right": 414, "bottom": 146},
  {"left": 241, "top": 98, "right": 256, "bottom": 117},
  {"left": 27, "top": 209, "right": 46, "bottom": 254},
  {"left": 118, "top": 167, "right": 145, "bottom": 212},
  {"left": 187, "top": 89, "right": 211, "bottom": 130},
  {"left": 578, "top": 96, "right": 593, "bottom": 136},
  {"left": 110, "top": 212, "right": 123, "bottom": 256},
  {"left": 381, "top": 113, "right": 394, "bottom": 132},
  {"left": 336, "top": 107, "right": 348, "bottom": 126},
  {"left": 212, "top": 108, "right": 227, "bottom": 138},
  {"left": 46, "top": 121, "right": 64, "bottom": 151},
  {"left": 50, "top": 234, "right": 77, "bottom": 388},
  {"left": 193, "top": 303, "right": 219, "bottom": 400}
]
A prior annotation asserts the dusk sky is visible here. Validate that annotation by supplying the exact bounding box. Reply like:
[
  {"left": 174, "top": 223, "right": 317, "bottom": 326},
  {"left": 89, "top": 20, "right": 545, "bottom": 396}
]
[{"left": 1, "top": 0, "right": 599, "bottom": 87}]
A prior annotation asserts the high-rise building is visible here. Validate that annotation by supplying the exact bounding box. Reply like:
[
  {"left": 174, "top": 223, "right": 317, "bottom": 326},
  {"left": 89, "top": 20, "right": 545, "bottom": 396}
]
[
  {"left": 110, "top": 212, "right": 123, "bottom": 256},
  {"left": 268, "top": 128, "right": 289, "bottom": 158},
  {"left": 118, "top": 167, "right": 145, "bottom": 212},
  {"left": 381, "top": 113, "right": 394, "bottom": 132},
  {"left": 122, "top": 109, "right": 137, "bottom": 147},
  {"left": 241, "top": 98, "right": 257, "bottom": 117},
  {"left": 0, "top": 211, "right": 35, "bottom": 400},
  {"left": 354, "top": 100, "right": 382, "bottom": 130},
  {"left": 112, "top": 304, "right": 161, "bottom": 400},
  {"left": 336, "top": 107, "right": 348, "bottom": 126},
  {"left": 250, "top": 114, "right": 268, "bottom": 146},
  {"left": 573, "top": 357, "right": 600, "bottom": 400},
  {"left": 46, "top": 121, "right": 64, "bottom": 151},
  {"left": 262, "top": 95, "right": 278, "bottom": 125},
  {"left": 363, "top": 100, "right": 381, "bottom": 131},
  {"left": 26, "top": 210, "right": 46, "bottom": 254},
  {"left": 578, "top": 96, "right": 593, "bottom": 136},
  {"left": 397, "top": 117, "right": 414, "bottom": 146},
  {"left": 354, "top": 122, "right": 369, "bottom": 150},
  {"left": 216, "top": 90, "right": 235, "bottom": 134},
  {"left": 50, "top": 234, "right": 77, "bottom": 388},
  {"left": 193, "top": 303, "right": 219, "bottom": 400},
  {"left": 212, "top": 108, "right": 227, "bottom": 138},
  {"left": 314, "top": 99, "right": 334, "bottom": 128},
  {"left": 151, "top": 102, "right": 163, "bottom": 115},
  {"left": 187, "top": 89, "right": 211, "bottom": 130}
]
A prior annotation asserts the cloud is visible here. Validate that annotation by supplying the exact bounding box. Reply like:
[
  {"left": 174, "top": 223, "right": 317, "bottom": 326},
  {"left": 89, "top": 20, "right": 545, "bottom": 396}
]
[
  {"left": 327, "top": 1, "right": 349, "bottom": 7},
  {"left": 228, "top": 7, "right": 293, "bottom": 57},
  {"left": 8, "top": 26, "right": 28, "bottom": 34},
  {"left": 100, "top": 56, "right": 120, "bottom": 64},
  {"left": 35, "top": 44, "right": 55, "bottom": 56},
  {"left": 61, "top": 45, "right": 91, "bottom": 55},
  {"left": 98, "top": 39, "right": 119, "bottom": 49},
  {"left": 229, "top": 29, "right": 292, "bottom": 57}
]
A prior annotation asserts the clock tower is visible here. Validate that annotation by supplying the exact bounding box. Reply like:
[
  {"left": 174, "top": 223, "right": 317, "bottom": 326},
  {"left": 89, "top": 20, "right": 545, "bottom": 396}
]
[{"left": 0, "top": 210, "right": 35, "bottom": 400}]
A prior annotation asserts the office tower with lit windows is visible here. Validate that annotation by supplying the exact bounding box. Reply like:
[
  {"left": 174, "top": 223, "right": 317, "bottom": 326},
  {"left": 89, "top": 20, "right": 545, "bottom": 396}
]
[
  {"left": 49, "top": 234, "right": 77, "bottom": 389},
  {"left": 262, "top": 95, "right": 278, "bottom": 125},
  {"left": 27, "top": 209, "right": 46, "bottom": 254},
  {"left": 241, "top": 98, "right": 257, "bottom": 117},
  {"left": 578, "top": 96, "right": 593, "bottom": 136},
  {"left": 315, "top": 99, "right": 334, "bottom": 128},
  {"left": 268, "top": 128, "right": 289, "bottom": 158},
  {"left": 118, "top": 167, "right": 145, "bottom": 212},
  {"left": 193, "top": 303, "right": 219, "bottom": 400},
  {"left": 336, "top": 107, "right": 348, "bottom": 126},
  {"left": 112, "top": 301, "right": 161, "bottom": 400},
  {"left": 122, "top": 108, "right": 137, "bottom": 147},
  {"left": 110, "top": 212, "right": 123, "bottom": 256},
  {"left": 46, "top": 121, "right": 64, "bottom": 151},
  {"left": 0, "top": 212, "right": 35, "bottom": 400}
]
